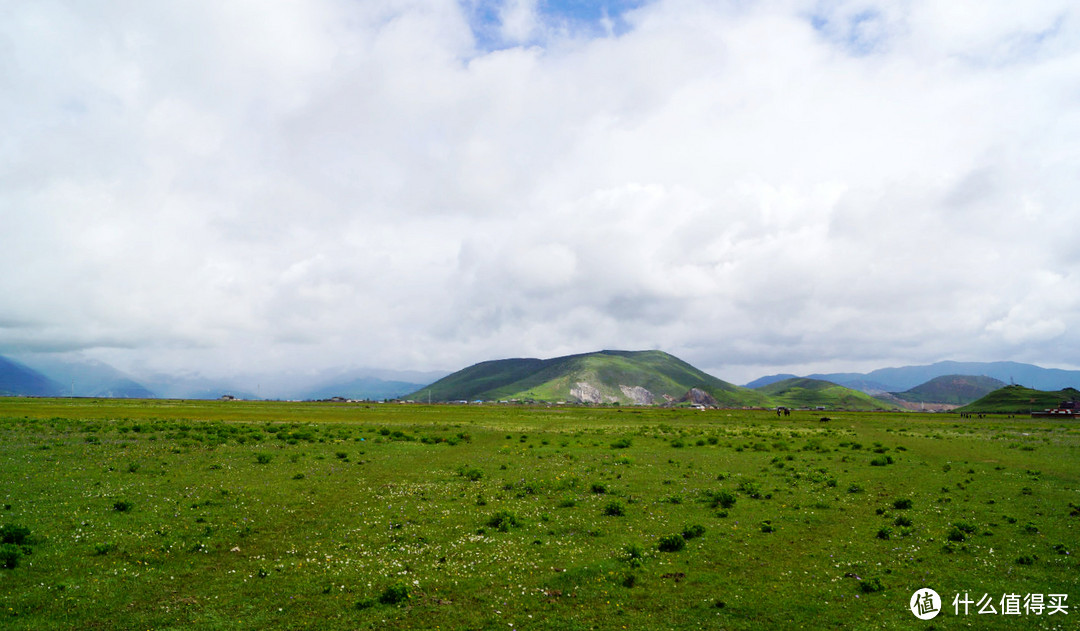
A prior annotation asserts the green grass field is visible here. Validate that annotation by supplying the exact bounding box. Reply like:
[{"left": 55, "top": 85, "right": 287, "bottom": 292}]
[{"left": 1, "top": 399, "right": 1077, "bottom": 629}]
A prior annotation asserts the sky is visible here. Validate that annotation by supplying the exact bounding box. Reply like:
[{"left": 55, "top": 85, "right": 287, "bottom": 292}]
[{"left": 2, "top": 0, "right": 1079, "bottom": 386}]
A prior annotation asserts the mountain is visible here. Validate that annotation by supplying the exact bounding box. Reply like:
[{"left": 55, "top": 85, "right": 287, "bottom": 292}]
[
  {"left": 753, "top": 377, "right": 895, "bottom": 411},
  {"left": 139, "top": 366, "right": 445, "bottom": 400},
  {"left": 743, "top": 374, "right": 798, "bottom": 388},
  {"left": 889, "top": 375, "right": 1005, "bottom": 406},
  {"left": 13, "top": 355, "right": 156, "bottom": 398},
  {"left": 302, "top": 376, "right": 428, "bottom": 401},
  {"left": 412, "top": 350, "right": 770, "bottom": 406},
  {"left": 0, "top": 355, "right": 62, "bottom": 396},
  {"left": 956, "top": 385, "right": 1080, "bottom": 414},
  {"left": 808, "top": 361, "right": 1080, "bottom": 394}
]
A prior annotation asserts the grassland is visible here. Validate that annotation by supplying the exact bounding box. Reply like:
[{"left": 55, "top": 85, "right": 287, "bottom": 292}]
[{"left": 1, "top": 399, "right": 1077, "bottom": 630}]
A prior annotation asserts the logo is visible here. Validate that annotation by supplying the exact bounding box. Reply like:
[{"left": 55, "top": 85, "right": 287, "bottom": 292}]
[{"left": 911, "top": 588, "right": 941, "bottom": 620}]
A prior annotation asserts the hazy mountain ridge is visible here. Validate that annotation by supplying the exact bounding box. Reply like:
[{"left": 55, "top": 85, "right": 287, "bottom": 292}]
[
  {"left": 14, "top": 355, "right": 156, "bottom": 398},
  {"left": 809, "top": 361, "right": 1080, "bottom": 393},
  {"left": 2, "top": 351, "right": 1077, "bottom": 406},
  {"left": 1, "top": 353, "right": 443, "bottom": 401},
  {"left": 0, "top": 356, "right": 62, "bottom": 396}
]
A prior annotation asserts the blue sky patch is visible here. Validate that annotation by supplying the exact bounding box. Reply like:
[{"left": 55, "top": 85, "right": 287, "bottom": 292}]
[
  {"left": 808, "top": 8, "right": 890, "bottom": 56},
  {"left": 462, "top": 0, "right": 653, "bottom": 50}
]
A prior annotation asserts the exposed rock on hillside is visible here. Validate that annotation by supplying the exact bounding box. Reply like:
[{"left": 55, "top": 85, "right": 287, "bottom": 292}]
[
  {"left": 570, "top": 382, "right": 603, "bottom": 404},
  {"left": 679, "top": 388, "right": 718, "bottom": 406},
  {"left": 620, "top": 385, "right": 655, "bottom": 405}
]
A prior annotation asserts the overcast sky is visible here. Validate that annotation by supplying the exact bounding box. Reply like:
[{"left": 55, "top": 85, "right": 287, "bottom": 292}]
[{"left": 2, "top": 0, "right": 1078, "bottom": 385}]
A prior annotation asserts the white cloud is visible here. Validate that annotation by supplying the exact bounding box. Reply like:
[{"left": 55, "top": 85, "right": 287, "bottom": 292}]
[{"left": 1, "top": 0, "right": 1079, "bottom": 384}]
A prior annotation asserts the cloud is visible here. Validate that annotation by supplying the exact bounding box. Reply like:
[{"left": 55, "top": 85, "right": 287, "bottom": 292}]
[{"left": 1, "top": 0, "right": 1079, "bottom": 384}]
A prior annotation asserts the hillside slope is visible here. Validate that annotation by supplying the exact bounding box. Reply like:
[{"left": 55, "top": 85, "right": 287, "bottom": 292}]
[
  {"left": 412, "top": 350, "right": 770, "bottom": 406},
  {"left": 891, "top": 375, "right": 1005, "bottom": 405},
  {"left": 754, "top": 377, "right": 896, "bottom": 411},
  {"left": 956, "top": 385, "right": 1080, "bottom": 414},
  {"left": 0, "top": 355, "right": 62, "bottom": 396}
]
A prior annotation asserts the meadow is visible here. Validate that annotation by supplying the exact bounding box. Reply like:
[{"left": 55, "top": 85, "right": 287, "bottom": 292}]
[{"left": 0, "top": 398, "right": 1077, "bottom": 630}]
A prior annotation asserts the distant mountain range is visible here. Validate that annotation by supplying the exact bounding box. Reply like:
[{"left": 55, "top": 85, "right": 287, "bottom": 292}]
[
  {"left": 2, "top": 350, "right": 1077, "bottom": 408},
  {"left": 0, "top": 353, "right": 436, "bottom": 401},
  {"left": 0, "top": 355, "right": 62, "bottom": 397},
  {"left": 747, "top": 361, "right": 1080, "bottom": 393},
  {"left": 412, "top": 350, "right": 896, "bottom": 410}
]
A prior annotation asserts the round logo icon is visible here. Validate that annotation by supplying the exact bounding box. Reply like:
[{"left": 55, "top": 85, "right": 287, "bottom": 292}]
[{"left": 910, "top": 588, "right": 941, "bottom": 620}]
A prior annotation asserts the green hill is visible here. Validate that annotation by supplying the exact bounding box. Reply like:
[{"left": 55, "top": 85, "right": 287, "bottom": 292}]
[
  {"left": 955, "top": 384, "right": 1080, "bottom": 414},
  {"left": 411, "top": 350, "right": 770, "bottom": 406},
  {"left": 891, "top": 375, "right": 1006, "bottom": 405},
  {"left": 754, "top": 378, "right": 896, "bottom": 411}
]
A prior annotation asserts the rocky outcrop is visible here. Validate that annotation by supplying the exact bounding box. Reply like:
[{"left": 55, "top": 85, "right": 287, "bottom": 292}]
[
  {"left": 570, "top": 382, "right": 603, "bottom": 404},
  {"left": 679, "top": 388, "right": 718, "bottom": 406},
  {"left": 619, "top": 385, "right": 655, "bottom": 405}
]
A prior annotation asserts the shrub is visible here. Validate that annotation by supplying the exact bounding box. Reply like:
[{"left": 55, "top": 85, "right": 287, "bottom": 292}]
[
  {"left": 378, "top": 582, "right": 410, "bottom": 605},
  {"left": 1015, "top": 555, "right": 1036, "bottom": 566},
  {"left": 737, "top": 480, "right": 762, "bottom": 499},
  {"left": 760, "top": 520, "right": 776, "bottom": 533},
  {"left": 623, "top": 543, "right": 645, "bottom": 567},
  {"left": 859, "top": 578, "right": 885, "bottom": 593},
  {"left": 847, "top": 484, "right": 864, "bottom": 494},
  {"left": 682, "top": 524, "right": 706, "bottom": 540},
  {"left": 113, "top": 500, "right": 133, "bottom": 513},
  {"left": 706, "top": 490, "right": 737, "bottom": 509},
  {"left": 610, "top": 438, "right": 632, "bottom": 449},
  {"left": 870, "top": 456, "right": 893, "bottom": 466},
  {"left": 0, "top": 524, "right": 30, "bottom": 545},
  {"left": 892, "top": 498, "right": 913, "bottom": 510},
  {"left": 457, "top": 465, "right": 483, "bottom": 481},
  {"left": 658, "top": 535, "right": 686, "bottom": 552},
  {"left": 946, "top": 526, "right": 967, "bottom": 543},
  {"left": 590, "top": 483, "right": 607, "bottom": 494},
  {"left": 876, "top": 527, "right": 892, "bottom": 540},
  {"left": 894, "top": 515, "right": 913, "bottom": 528},
  {"left": 603, "top": 501, "right": 625, "bottom": 517},
  {"left": 0, "top": 543, "right": 22, "bottom": 569},
  {"left": 255, "top": 453, "right": 272, "bottom": 465},
  {"left": 486, "top": 511, "right": 522, "bottom": 532},
  {"left": 954, "top": 522, "right": 976, "bottom": 535}
]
